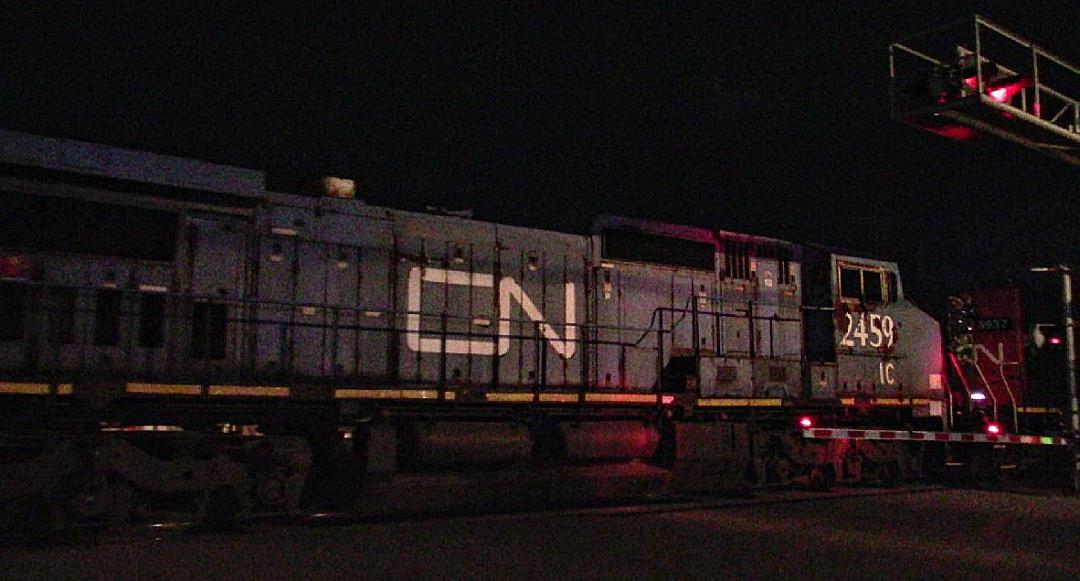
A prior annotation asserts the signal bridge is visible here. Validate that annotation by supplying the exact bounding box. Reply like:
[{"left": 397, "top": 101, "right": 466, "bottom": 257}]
[{"left": 890, "top": 15, "right": 1080, "bottom": 166}]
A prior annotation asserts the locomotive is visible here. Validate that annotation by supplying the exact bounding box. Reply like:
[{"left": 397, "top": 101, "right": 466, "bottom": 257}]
[
  {"left": 0, "top": 130, "right": 1063, "bottom": 530},
  {"left": 947, "top": 283, "right": 1074, "bottom": 435}
]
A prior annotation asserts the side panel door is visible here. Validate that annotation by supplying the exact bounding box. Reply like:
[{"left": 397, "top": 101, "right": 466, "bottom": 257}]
[{"left": 186, "top": 216, "right": 246, "bottom": 371}]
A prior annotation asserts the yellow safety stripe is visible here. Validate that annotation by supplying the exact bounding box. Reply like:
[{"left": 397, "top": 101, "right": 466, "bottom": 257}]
[
  {"left": 698, "top": 398, "right": 784, "bottom": 407},
  {"left": 126, "top": 383, "right": 202, "bottom": 396},
  {"left": 539, "top": 393, "right": 580, "bottom": 403},
  {"left": 486, "top": 392, "right": 670, "bottom": 404},
  {"left": 208, "top": 385, "right": 290, "bottom": 398},
  {"left": 0, "top": 382, "right": 51, "bottom": 395},
  {"left": 56, "top": 383, "right": 73, "bottom": 395},
  {"left": 486, "top": 392, "right": 535, "bottom": 403},
  {"left": 334, "top": 388, "right": 446, "bottom": 400},
  {"left": 1017, "top": 406, "right": 1061, "bottom": 414},
  {"left": 584, "top": 393, "right": 658, "bottom": 404},
  {"left": 840, "top": 397, "right": 934, "bottom": 407}
]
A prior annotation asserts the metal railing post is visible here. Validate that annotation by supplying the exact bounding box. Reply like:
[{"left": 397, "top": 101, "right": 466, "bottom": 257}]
[
  {"left": 1061, "top": 268, "right": 1079, "bottom": 493},
  {"left": 657, "top": 311, "right": 665, "bottom": 392},
  {"left": 1033, "top": 46, "right": 1042, "bottom": 117},
  {"left": 974, "top": 16, "right": 984, "bottom": 94},
  {"left": 439, "top": 311, "right": 448, "bottom": 389}
]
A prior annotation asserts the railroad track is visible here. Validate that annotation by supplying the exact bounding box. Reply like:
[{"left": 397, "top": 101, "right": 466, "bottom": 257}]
[
  {"left": 3, "top": 485, "right": 942, "bottom": 547},
  {"left": 14, "top": 479, "right": 1076, "bottom": 550}
]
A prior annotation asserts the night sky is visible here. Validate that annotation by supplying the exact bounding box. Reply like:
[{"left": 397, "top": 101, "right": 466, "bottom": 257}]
[{"left": 5, "top": 2, "right": 1080, "bottom": 315}]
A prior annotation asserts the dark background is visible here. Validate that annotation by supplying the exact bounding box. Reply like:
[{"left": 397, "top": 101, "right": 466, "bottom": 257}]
[{"left": 4, "top": 1, "right": 1080, "bottom": 315}]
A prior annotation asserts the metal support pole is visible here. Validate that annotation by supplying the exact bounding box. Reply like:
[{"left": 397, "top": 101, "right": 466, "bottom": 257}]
[
  {"left": 1061, "top": 267, "right": 1080, "bottom": 493},
  {"left": 974, "top": 16, "right": 984, "bottom": 94},
  {"left": 1032, "top": 264, "right": 1079, "bottom": 492},
  {"left": 1033, "top": 46, "right": 1041, "bottom": 117}
]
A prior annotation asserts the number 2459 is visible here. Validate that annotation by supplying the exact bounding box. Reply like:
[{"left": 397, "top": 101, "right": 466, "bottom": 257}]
[{"left": 841, "top": 313, "right": 895, "bottom": 348}]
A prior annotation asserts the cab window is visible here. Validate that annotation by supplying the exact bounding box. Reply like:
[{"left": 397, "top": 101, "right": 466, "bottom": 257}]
[
  {"left": 839, "top": 265, "right": 892, "bottom": 303},
  {"left": 840, "top": 268, "right": 862, "bottom": 300},
  {"left": 863, "top": 271, "right": 884, "bottom": 303}
]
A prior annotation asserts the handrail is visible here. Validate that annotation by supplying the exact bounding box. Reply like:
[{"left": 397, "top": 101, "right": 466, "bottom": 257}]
[
  {"left": 998, "top": 362, "right": 1020, "bottom": 431},
  {"left": 947, "top": 353, "right": 975, "bottom": 406},
  {"left": 0, "top": 279, "right": 807, "bottom": 389},
  {"left": 971, "top": 360, "right": 1000, "bottom": 422},
  {"left": 975, "top": 15, "right": 1080, "bottom": 77}
]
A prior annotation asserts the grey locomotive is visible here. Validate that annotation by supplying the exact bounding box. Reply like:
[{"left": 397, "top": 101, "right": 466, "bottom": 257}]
[{"left": 0, "top": 130, "right": 945, "bottom": 529}]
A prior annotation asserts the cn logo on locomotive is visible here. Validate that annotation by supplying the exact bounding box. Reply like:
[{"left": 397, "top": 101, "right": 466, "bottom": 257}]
[{"left": 406, "top": 266, "right": 578, "bottom": 359}]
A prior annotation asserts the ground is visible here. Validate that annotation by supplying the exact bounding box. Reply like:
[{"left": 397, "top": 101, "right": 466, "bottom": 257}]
[{"left": 3, "top": 488, "right": 1078, "bottom": 580}]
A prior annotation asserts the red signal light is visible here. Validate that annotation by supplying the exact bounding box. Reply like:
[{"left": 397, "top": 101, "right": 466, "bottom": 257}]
[
  {"left": 961, "top": 74, "right": 1031, "bottom": 103},
  {"left": 798, "top": 417, "right": 814, "bottom": 429},
  {"left": 1049, "top": 336, "right": 1063, "bottom": 346},
  {"left": 986, "top": 423, "right": 1001, "bottom": 435},
  {"left": 0, "top": 255, "right": 30, "bottom": 279}
]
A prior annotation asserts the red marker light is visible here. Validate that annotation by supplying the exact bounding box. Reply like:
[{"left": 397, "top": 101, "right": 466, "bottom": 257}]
[
  {"left": 798, "top": 417, "right": 814, "bottom": 429},
  {"left": 986, "top": 423, "right": 1001, "bottom": 435},
  {"left": 0, "top": 255, "right": 30, "bottom": 279},
  {"left": 925, "top": 124, "right": 977, "bottom": 141},
  {"left": 1049, "top": 336, "right": 1063, "bottom": 346},
  {"left": 961, "top": 75, "right": 1031, "bottom": 103}
]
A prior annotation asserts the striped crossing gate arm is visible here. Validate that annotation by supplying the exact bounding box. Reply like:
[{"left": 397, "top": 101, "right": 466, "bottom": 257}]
[{"left": 802, "top": 428, "right": 1069, "bottom": 446}]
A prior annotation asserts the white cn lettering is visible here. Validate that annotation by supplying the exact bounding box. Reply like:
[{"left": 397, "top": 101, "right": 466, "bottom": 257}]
[
  {"left": 406, "top": 266, "right": 577, "bottom": 359},
  {"left": 973, "top": 342, "right": 1009, "bottom": 366},
  {"left": 498, "top": 277, "right": 577, "bottom": 358},
  {"left": 406, "top": 266, "right": 497, "bottom": 355}
]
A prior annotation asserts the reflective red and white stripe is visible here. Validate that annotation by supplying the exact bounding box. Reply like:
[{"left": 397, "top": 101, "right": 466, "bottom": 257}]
[{"left": 802, "top": 428, "right": 1069, "bottom": 446}]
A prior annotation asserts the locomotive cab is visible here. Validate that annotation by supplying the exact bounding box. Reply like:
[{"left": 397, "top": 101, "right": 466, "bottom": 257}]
[{"left": 804, "top": 248, "right": 944, "bottom": 421}]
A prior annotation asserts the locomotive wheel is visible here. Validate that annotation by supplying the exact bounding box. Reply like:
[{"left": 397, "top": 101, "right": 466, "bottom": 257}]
[
  {"left": 768, "top": 455, "right": 795, "bottom": 486},
  {"left": 809, "top": 464, "right": 836, "bottom": 492},
  {"left": 64, "top": 472, "right": 135, "bottom": 526},
  {"left": 201, "top": 486, "right": 243, "bottom": 530},
  {"left": 103, "top": 479, "right": 136, "bottom": 527},
  {"left": 843, "top": 451, "right": 863, "bottom": 482},
  {"left": 3, "top": 495, "right": 64, "bottom": 540},
  {"left": 253, "top": 470, "right": 302, "bottom": 513},
  {"left": 968, "top": 449, "right": 1004, "bottom": 484},
  {"left": 880, "top": 461, "right": 900, "bottom": 487}
]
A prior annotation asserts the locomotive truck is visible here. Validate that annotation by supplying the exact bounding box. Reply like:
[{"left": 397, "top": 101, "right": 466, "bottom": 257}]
[{"left": 0, "top": 130, "right": 1068, "bottom": 531}]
